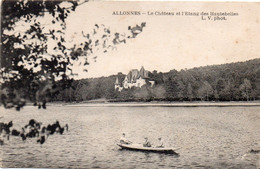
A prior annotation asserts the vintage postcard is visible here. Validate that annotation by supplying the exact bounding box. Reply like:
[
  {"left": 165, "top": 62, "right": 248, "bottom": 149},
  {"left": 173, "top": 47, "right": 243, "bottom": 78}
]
[{"left": 0, "top": 0, "right": 260, "bottom": 168}]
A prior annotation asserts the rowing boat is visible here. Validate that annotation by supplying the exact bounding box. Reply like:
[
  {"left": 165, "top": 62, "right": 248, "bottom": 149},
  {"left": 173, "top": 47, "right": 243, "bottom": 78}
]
[{"left": 117, "top": 143, "right": 178, "bottom": 154}]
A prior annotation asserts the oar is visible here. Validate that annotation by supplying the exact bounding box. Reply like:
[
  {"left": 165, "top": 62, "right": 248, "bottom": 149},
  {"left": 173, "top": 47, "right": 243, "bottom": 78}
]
[
  {"left": 115, "top": 139, "right": 120, "bottom": 143},
  {"left": 173, "top": 147, "right": 181, "bottom": 151}
]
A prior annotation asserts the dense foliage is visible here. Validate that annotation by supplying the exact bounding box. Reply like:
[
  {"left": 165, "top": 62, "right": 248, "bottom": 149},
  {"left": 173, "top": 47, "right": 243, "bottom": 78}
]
[
  {"left": 0, "top": 0, "right": 146, "bottom": 110},
  {"left": 54, "top": 58, "right": 260, "bottom": 102}
]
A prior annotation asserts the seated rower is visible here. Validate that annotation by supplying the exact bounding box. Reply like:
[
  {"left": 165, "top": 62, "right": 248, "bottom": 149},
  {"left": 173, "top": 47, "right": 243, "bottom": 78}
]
[
  {"left": 120, "top": 133, "right": 132, "bottom": 144},
  {"left": 143, "top": 137, "right": 152, "bottom": 147},
  {"left": 156, "top": 137, "right": 164, "bottom": 148}
]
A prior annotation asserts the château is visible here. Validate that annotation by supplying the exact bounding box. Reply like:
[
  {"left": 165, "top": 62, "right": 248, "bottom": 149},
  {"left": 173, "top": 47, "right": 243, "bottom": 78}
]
[{"left": 115, "top": 66, "right": 155, "bottom": 92}]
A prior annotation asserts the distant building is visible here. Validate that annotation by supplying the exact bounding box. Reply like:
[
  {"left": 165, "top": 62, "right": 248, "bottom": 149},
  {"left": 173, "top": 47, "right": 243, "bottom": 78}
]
[{"left": 115, "top": 66, "right": 155, "bottom": 91}]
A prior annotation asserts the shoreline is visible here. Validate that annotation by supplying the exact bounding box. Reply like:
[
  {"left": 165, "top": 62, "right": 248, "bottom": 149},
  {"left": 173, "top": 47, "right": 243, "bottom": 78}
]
[{"left": 48, "top": 101, "right": 260, "bottom": 107}]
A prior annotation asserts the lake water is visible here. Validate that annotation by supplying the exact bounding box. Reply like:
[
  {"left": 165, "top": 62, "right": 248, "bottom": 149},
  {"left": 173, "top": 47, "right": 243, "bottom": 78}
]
[{"left": 0, "top": 104, "right": 259, "bottom": 168}]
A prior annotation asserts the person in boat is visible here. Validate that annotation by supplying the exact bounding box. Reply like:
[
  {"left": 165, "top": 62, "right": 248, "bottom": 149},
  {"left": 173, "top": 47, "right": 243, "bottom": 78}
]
[
  {"left": 120, "top": 133, "right": 132, "bottom": 144},
  {"left": 156, "top": 137, "right": 164, "bottom": 148},
  {"left": 143, "top": 137, "right": 152, "bottom": 147}
]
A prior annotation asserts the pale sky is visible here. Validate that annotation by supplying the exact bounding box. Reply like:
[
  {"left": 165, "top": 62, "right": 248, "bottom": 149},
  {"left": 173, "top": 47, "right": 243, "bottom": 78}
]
[{"left": 64, "top": 1, "right": 260, "bottom": 78}]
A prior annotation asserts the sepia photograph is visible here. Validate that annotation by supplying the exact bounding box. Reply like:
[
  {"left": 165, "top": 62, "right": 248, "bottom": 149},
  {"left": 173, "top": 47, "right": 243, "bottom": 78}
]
[{"left": 0, "top": 0, "right": 260, "bottom": 168}]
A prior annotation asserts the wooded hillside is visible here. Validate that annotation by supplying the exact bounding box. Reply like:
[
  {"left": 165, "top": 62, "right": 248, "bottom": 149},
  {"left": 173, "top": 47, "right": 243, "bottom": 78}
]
[{"left": 52, "top": 58, "right": 260, "bottom": 102}]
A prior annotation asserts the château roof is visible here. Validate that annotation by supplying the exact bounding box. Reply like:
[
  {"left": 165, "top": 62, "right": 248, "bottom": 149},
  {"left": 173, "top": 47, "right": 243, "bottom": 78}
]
[
  {"left": 115, "top": 77, "right": 119, "bottom": 84},
  {"left": 127, "top": 69, "right": 139, "bottom": 82},
  {"left": 115, "top": 74, "right": 125, "bottom": 85},
  {"left": 115, "top": 66, "right": 151, "bottom": 84},
  {"left": 138, "top": 66, "right": 149, "bottom": 79}
]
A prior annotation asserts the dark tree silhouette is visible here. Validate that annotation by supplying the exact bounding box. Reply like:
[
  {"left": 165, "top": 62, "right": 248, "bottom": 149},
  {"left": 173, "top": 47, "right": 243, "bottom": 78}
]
[
  {"left": 0, "top": 0, "right": 146, "bottom": 145},
  {"left": 0, "top": 0, "right": 146, "bottom": 110}
]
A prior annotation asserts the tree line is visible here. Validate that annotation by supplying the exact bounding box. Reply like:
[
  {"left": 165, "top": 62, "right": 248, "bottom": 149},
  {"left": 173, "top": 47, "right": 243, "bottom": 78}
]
[{"left": 52, "top": 58, "right": 260, "bottom": 102}]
